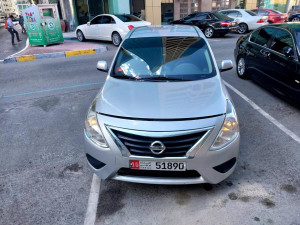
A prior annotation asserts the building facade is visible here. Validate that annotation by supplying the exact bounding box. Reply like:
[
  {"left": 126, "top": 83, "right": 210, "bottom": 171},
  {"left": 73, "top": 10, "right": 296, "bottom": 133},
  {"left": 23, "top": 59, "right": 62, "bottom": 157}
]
[
  {"left": 58, "top": 0, "right": 298, "bottom": 30},
  {"left": 0, "top": 0, "right": 17, "bottom": 16},
  {"left": 15, "top": 0, "right": 30, "bottom": 15}
]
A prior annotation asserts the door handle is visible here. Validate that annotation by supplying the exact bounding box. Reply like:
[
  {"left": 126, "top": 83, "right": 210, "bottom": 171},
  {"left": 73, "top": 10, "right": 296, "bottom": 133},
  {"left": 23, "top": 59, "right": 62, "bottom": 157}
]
[{"left": 260, "top": 49, "right": 271, "bottom": 58}]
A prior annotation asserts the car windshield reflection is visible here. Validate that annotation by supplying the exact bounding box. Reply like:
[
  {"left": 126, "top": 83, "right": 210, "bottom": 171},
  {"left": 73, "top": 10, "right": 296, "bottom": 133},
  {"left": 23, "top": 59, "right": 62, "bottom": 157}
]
[{"left": 112, "top": 37, "right": 216, "bottom": 81}]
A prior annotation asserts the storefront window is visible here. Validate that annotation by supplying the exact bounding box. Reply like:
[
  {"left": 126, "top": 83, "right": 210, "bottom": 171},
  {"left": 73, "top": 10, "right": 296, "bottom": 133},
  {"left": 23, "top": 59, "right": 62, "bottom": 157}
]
[
  {"left": 257, "top": 0, "right": 287, "bottom": 12},
  {"left": 75, "top": 0, "right": 108, "bottom": 25},
  {"left": 130, "top": 0, "right": 145, "bottom": 19},
  {"left": 190, "top": 0, "right": 198, "bottom": 13},
  {"left": 180, "top": 0, "right": 188, "bottom": 18},
  {"left": 161, "top": 2, "right": 173, "bottom": 24},
  {"left": 212, "top": 0, "right": 230, "bottom": 12}
]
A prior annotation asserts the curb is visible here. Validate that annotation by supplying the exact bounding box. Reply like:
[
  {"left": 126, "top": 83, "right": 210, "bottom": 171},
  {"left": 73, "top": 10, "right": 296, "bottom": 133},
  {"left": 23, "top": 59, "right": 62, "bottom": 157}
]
[{"left": 3, "top": 46, "right": 107, "bottom": 63}]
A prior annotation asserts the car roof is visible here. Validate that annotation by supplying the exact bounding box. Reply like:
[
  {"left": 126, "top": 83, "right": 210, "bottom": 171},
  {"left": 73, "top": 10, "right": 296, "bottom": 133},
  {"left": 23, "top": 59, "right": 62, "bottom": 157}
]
[
  {"left": 221, "top": 9, "right": 244, "bottom": 11},
  {"left": 129, "top": 25, "right": 203, "bottom": 39},
  {"left": 267, "top": 23, "right": 300, "bottom": 33}
]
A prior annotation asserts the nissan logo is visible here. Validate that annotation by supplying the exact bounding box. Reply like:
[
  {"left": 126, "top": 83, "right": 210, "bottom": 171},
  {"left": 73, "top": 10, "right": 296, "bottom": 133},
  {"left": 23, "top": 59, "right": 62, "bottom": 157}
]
[{"left": 149, "top": 141, "right": 166, "bottom": 155}]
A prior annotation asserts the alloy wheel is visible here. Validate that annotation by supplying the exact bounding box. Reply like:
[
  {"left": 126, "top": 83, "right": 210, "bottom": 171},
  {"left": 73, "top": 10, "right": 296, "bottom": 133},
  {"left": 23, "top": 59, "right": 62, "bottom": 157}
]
[
  {"left": 112, "top": 33, "right": 121, "bottom": 46},
  {"left": 292, "top": 17, "right": 300, "bottom": 22},
  {"left": 77, "top": 31, "right": 83, "bottom": 42},
  {"left": 238, "top": 24, "right": 248, "bottom": 34},
  {"left": 237, "top": 57, "right": 247, "bottom": 79},
  {"left": 204, "top": 27, "right": 214, "bottom": 38}
]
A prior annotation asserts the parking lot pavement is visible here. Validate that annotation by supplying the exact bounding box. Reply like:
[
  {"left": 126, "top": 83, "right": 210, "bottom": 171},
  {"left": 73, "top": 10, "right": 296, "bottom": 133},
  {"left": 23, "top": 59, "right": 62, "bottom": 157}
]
[
  {"left": 0, "top": 33, "right": 299, "bottom": 225},
  {"left": 0, "top": 24, "right": 27, "bottom": 60}
]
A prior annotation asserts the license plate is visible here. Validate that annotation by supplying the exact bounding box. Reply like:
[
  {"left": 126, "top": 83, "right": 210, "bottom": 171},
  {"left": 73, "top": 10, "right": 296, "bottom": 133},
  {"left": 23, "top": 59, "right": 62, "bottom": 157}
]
[{"left": 130, "top": 160, "right": 186, "bottom": 171}]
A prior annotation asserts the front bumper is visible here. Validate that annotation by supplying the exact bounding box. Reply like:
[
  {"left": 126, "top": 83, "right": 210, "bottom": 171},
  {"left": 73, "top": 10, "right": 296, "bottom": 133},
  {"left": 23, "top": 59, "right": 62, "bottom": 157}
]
[{"left": 84, "top": 114, "right": 240, "bottom": 185}]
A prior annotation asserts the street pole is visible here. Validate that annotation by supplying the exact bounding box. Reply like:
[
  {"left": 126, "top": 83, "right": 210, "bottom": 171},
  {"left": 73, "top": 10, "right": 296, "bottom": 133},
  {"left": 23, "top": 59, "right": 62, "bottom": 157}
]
[{"left": 285, "top": 0, "right": 291, "bottom": 13}]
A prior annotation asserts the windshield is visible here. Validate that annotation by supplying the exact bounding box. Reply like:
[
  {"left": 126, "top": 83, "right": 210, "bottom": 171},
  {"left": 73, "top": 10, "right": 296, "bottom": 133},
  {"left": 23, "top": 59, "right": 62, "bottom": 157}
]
[
  {"left": 112, "top": 37, "right": 216, "bottom": 81},
  {"left": 246, "top": 10, "right": 257, "bottom": 16},
  {"left": 183, "top": 13, "right": 196, "bottom": 20},
  {"left": 115, "top": 14, "right": 141, "bottom": 22},
  {"left": 213, "top": 12, "right": 231, "bottom": 20}
]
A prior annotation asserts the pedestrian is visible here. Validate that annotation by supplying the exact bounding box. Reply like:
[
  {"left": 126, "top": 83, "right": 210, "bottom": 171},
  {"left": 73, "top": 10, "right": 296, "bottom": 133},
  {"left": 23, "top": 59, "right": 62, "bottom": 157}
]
[
  {"left": 7, "top": 15, "right": 22, "bottom": 45},
  {"left": 19, "top": 15, "right": 25, "bottom": 33}
]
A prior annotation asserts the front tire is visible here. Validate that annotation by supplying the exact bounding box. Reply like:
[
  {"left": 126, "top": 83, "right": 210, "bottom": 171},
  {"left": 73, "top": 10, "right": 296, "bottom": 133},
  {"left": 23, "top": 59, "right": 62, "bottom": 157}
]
[
  {"left": 204, "top": 27, "right": 215, "bottom": 38},
  {"left": 76, "top": 30, "right": 85, "bottom": 42},
  {"left": 236, "top": 56, "right": 248, "bottom": 79},
  {"left": 237, "top": 23, "right": 248, "bottom": 34},
  {"left": 112, "top": 32, "right": 122, "bottom": 46},
  {"left": 292, "top": 17, "right": 300, "bottom": 22}
]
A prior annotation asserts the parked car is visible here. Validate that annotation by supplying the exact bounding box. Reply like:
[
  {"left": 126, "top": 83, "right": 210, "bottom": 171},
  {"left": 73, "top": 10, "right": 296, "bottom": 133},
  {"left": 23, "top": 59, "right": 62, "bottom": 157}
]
[
  {"left": 234, "top": 23, "right": 300, "bottom": 105},
  {"left": 76, "top": 14, "right": 151, "bottom": 46},
  {"left": 288, "top": 13, "right": 300, "bottom": 22},
  {"left": 162, "top": 12, "right": 173, "bottom": 24},
  {"left": 288, "top": 5, "right": 300, "bottom": 16},
  {"left": 251, "top": 8, "right": 287, "bottom": 23},
  {"left": 220, "top": 9, "right": 268, "bottom": 34},
  {"left": 172, "top": 12, "right": 237, "bottom": 38},
  {"left": 84, "top": 25, "right": 240, "bottom": 185}
]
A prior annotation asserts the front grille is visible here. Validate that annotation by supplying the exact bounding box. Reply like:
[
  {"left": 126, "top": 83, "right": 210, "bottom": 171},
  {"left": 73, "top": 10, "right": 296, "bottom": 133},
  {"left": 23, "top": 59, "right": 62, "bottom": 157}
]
[
  {"left": 117, "top": 168, "right": 201, "bottom": 178},
  {"left": 111, "top": 129, "right": 206, "bottom": 157}
]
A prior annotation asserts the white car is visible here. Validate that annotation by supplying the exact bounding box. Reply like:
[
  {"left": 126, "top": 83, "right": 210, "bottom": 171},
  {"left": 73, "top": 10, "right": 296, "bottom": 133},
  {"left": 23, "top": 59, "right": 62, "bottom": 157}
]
[
  {"left": 220, "top": 9, "right": 268, "bottom": 34},
  {"left": 76, "top": 14, "right": 151, "bottom": 46}
]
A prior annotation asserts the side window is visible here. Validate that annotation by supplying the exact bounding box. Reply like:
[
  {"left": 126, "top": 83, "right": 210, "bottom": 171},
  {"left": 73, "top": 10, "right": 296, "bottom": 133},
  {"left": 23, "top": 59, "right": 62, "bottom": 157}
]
[
  {"left": 227, "top": 11, "right": 239, "bottom": 18},
  {"left": 237, "top": 12, "right": 242, "bottom": 17},
  {"left": 220, "top": 11, "right": 228, "bottom": 15},
  {"left": 101, "top": 16, "right": 115, "bottom": 24},
  {"left": 205, "top": 14, "right": 211, "bottom": 19},
  {"left": 183, "top": 13, "right": 196, "bottom": 20},
  {"left": 196, "top": 14, "right": 207, "bottom": 20},
  {"left": 250, "top": 29, "right": 260, "bottom": 42},
  {"left": 254, "top": 27, "right": 276, "bottom": 47},
  {"left": 90, "top": 16, "right": 102, "bottom": 25},
  {"left": 255, "top": 10, "right": 269, "bottom": 16},
  {"left": 260, "top": 10, "right": 270, "bottom": 15},
  {"left": 270, "top": 29, "right": 294, "bottom": 55}
]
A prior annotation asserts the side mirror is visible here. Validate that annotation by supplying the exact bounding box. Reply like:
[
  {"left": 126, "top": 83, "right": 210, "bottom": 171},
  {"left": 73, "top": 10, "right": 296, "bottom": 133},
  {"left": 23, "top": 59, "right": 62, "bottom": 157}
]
[
  {"left": 219, "top": 60, "right": 233, "bottom": 72},
  {"left": 97, "top": 60, "right": 108, "bottom": 72},
  {"left": 283, "top": 46, "right": 294, "bottom": 60},
  {"left": 87, "top": 22, "right": 91, "bottom": 26}
]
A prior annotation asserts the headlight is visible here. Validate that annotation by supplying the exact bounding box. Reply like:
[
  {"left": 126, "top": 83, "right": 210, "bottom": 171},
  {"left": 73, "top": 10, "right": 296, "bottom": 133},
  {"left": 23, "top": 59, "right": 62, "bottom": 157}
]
[
  {"left": 85, "top": 99, "right": 108, "bottom": 148},
  {"left": 211, "top": 100, "right": 239, "bottom": 150}
]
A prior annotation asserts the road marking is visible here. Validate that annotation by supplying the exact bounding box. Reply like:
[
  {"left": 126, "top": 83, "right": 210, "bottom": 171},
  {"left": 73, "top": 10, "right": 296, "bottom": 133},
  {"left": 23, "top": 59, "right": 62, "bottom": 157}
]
[
  {"left": 224, "top": 81, "right": 300, "bottom": 144},
  {"left": 8, "top": 38, "right": 30, "bottom": 58},
  {"left": 2, "top": 82, "right": 104, "bottom": 98},
  {"left": 84, "top": 174, "right": 101, "bottom": 225}
]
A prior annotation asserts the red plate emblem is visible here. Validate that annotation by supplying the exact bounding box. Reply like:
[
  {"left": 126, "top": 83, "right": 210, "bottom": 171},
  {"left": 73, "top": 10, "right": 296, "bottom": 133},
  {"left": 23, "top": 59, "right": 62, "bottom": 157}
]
[{"left": 130, "top": 160, "right": 140, "bottom": 169}]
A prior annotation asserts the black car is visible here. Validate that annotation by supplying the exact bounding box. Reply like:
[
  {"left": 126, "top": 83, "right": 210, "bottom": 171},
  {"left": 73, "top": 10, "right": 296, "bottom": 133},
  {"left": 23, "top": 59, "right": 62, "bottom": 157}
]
[
  {"left": 172, "top": 12, "right": 237, "bottom": 38},
  {"left": 288, "top": 13, "right": 300, "bottom": 22},
  {"left": 234, "top": 23, "right": 300, "bottom": 105}
]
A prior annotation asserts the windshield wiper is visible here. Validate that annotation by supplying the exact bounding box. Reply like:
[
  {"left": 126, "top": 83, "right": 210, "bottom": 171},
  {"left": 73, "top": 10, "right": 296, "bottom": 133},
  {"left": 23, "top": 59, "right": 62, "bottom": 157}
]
[
  {"left": 111, "top": 75, "right": 138, "bottom": 80},
  {"left": 142, "top": 77, "right": 188, "bottom": 81}
]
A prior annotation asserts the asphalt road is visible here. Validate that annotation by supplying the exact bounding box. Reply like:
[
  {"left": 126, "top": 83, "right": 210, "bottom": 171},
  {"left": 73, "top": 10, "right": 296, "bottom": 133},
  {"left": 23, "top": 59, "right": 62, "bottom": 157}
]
[
  {"left": 0, "top": 24, "right": 27, "bottom": 60},
  {"left": 0, "top": 34, "right": 299, "bottom": 225}
]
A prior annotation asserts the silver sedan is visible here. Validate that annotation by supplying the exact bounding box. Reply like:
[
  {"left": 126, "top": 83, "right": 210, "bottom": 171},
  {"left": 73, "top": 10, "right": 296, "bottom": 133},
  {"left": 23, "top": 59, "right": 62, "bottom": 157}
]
[{"left": 84, "top": 25, "right": 240, "bottom": 185}]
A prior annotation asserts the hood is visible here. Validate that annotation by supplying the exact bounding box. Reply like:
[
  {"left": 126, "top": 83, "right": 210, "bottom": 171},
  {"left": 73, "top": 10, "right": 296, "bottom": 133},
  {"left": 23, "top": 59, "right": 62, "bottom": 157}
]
[{"left": 96, "top": 76, "right": 227, "bottom": 119}]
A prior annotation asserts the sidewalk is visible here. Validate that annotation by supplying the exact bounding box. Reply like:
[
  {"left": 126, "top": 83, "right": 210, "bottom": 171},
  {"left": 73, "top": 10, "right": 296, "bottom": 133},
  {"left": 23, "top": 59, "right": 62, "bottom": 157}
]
[{"left": 3, "top": 32, "right": 107, "bottom": 63}]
